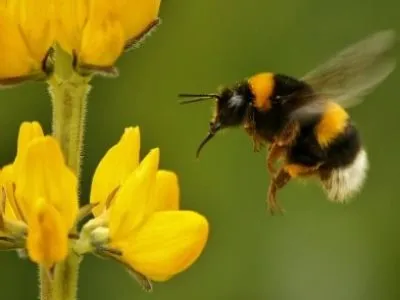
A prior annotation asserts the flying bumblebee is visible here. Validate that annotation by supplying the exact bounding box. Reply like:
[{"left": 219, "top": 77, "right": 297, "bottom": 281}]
[{"left": 179, "top": 30, "right": 397, "bottom": 215}]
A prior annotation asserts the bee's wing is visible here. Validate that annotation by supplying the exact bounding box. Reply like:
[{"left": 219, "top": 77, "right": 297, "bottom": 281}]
[{"left": 290, "top": 30, "right": 396, "bottom": 122}]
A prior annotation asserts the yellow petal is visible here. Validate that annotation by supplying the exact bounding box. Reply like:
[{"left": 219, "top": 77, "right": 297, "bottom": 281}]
[
  {"left": 0, "top": 9, "right": 35, "bottom": 78},
  {"left": 26, "top": 198, "right": 68, "bottom": 268},
  {"left": 14, "top": 121, "right": 44, "bottom": 171},
  {"left": 7, "top": 0, "right": 55, "bottom": 63},
  {"left": 78, "top": 0, "right": 124, "bottom": 67},
  {"left": 115, "top": 210, "right": 209, "bottom": 281},
  {"left": 17, "top": 121, "right": 44, "bottom": 150},
  {"left": 0, "top": 165, "right": 20, "bottom": 221},
  {"left": 153, "top": 170, "right": 179, "bottom": 211},
  {"left": 55, "top": 0, "right": 88, "bottom": 54},
  {"left": 109, "top": 148, "right": 159, "bottom": 242},
  {"left": 15, "top": 137, "right": 78, "bottom": 230},
  {"left": 4, "top": 201, "right": 17, "bottom": 221},
  {"left": 118, "top": 0, "right": 161, "bottom": 43},
  {"left": 90, "top": 127, "right": 140, "bottom": 216},
  {"left": 0, "top": 122, "right": 44, "bottom": 222},
  {"left": 0, "top": 166, "right": 16, "bottom": 221}
]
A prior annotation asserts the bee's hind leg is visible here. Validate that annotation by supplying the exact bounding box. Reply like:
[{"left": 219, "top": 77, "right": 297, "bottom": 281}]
[
  {"left": 267, "top": 163, "right": 323, "bottom": 215},
  {"left": 267, "top": 121, "right": 299, "bottom": 175},
  {"left": 267, "top": 168, "right": 291, "bottom": 215},
  {"left": 266, "top": 144, "right": 285, "bottom": 175},
  {"left": 276, "top": 120, "right": 300, "bottom": 147}
]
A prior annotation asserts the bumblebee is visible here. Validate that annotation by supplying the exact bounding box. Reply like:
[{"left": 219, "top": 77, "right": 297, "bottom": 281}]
[{"left": 179, "top": 30, "right": 397, "bottom": 214}]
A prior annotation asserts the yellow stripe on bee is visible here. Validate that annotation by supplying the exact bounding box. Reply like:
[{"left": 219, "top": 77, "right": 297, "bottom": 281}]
[
  {"left": 248, "top": 72, "right": 274, "bottom": 111},
  {"left": 315, "top": 102, "right": 349, "bottom": 148},
  {"left": 284, "top": 164, "right": 318, "bottom": 178}
]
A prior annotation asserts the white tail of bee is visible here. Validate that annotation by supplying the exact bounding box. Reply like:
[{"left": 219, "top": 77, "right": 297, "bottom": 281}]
[{"left": 321, "top": 149, "right": 369, "bottom": 203}]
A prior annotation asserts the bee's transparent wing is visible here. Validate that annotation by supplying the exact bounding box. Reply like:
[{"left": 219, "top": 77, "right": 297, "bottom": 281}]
[{"left": 290, "top": 30, "right": 396, "bottom": 121}]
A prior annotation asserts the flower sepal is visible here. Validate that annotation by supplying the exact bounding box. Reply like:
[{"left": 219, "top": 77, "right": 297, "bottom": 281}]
[
  {"left": 0, "top": 191, "right": 27, "bottom": 251},
  {"left": 75, "top": 202, "right": 99, "bottom": 226},
  {"left": 72, "top": 51, "right": 119, "bottom": 78},
  {"left": 73, "top": 213, "right": 108, "bottom": 255},
  {"left": 0, "top": 235, "right": 24, "bottom": 251},
  {"left": 95, "top": 244, "right": 153, "bottom": 292},
  {"left": 123, "top": 18, "right": 161, "bottom": 53},
  {"left": 73, "top": 216, "right": 153, "bottom": 292},
  {"left": 0, "top": 217, "right": 27, "bottom": 252},
  {"left": 2, "top": 217, "right": 27, "bottom": 240}
]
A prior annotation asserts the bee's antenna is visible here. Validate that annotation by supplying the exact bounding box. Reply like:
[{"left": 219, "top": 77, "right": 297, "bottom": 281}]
[{"left": 178, "top": 93, "right": 220, "bottom": 104}]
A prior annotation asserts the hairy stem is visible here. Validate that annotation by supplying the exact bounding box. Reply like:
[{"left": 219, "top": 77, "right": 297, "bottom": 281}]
[
  {"left": 51, "top": 253, "right": 82, "bottom": 300},
  {"left": 49, "top": 45, "right": 91, "bottom": 179},
  {"left": 49, "top": 78, "right": 89, "bottom": 177},
  {"left": 39, "top": 267, "right": 52, "bottom": 300},
  {"left": 40, "top": 45, "right": 91, "bottom": 300}
]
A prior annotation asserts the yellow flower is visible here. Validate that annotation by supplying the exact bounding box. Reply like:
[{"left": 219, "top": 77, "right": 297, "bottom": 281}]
[
  {"left": 0, "top": 121, "right": 78, "bottom": 268},
  {"left": 154, "top": 170, "right": 180, "bottom": 211},
  {"left": 1, "top": 121, "right": 45, "bottom": 221},
  {"left": 56, "top": 0, "right": 161, "bottom": 70},
  {"left": 87, "top": 127, "right": 208, "bottom": 283},
  {"left": 90, "top": 127, "right": 141, "bottom": 216},
  {"left": 0, "top": 0, "right": 54, "bottom": 83}
]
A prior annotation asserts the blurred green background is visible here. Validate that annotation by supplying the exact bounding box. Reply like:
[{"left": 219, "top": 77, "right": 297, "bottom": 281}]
[{"left": 1, "top": 0, "right": 400, "bottom": 299}]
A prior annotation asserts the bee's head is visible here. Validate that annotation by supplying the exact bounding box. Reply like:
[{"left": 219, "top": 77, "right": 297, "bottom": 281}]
[{"left": 179, "top": 82, "right": 252, "bottom": 157}]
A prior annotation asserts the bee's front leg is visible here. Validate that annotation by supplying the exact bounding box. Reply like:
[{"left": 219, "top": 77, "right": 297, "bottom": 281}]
[
  {"left": 244, "top": 122, "right": 263, "bottom": 152},
  {"left": 244, "top": 105, "right": 265, "bottom": 152}
]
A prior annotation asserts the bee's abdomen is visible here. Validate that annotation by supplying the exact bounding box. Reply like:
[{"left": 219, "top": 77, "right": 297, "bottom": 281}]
[
  {"left": 319, "top": 122, "right": 368, "bottom": 203},
  {"left": 286, "top": 103, "right": 362, "bottom": 170},
  {"left": 314, "top": 102, "right": 350, "bottom": 148},
  {"left": 321, "top": 122, "right": 362, "bottom": 168}
]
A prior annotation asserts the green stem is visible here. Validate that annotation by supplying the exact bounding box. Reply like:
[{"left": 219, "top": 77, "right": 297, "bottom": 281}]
[
  {"left": 41, "top": 45, "right": 91, "bottom": 300},
  {"left": 51, "top": 253, "right": 82, "bottom": 300},
  {"left": 49, "top": 46, "right": 91, "bottom": 179},
  {"left": 49, "top": 78, "right": 89, "bottom": 178},
  {"left": 39, "top": 267, "right": 52, "bottom": 300}
]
